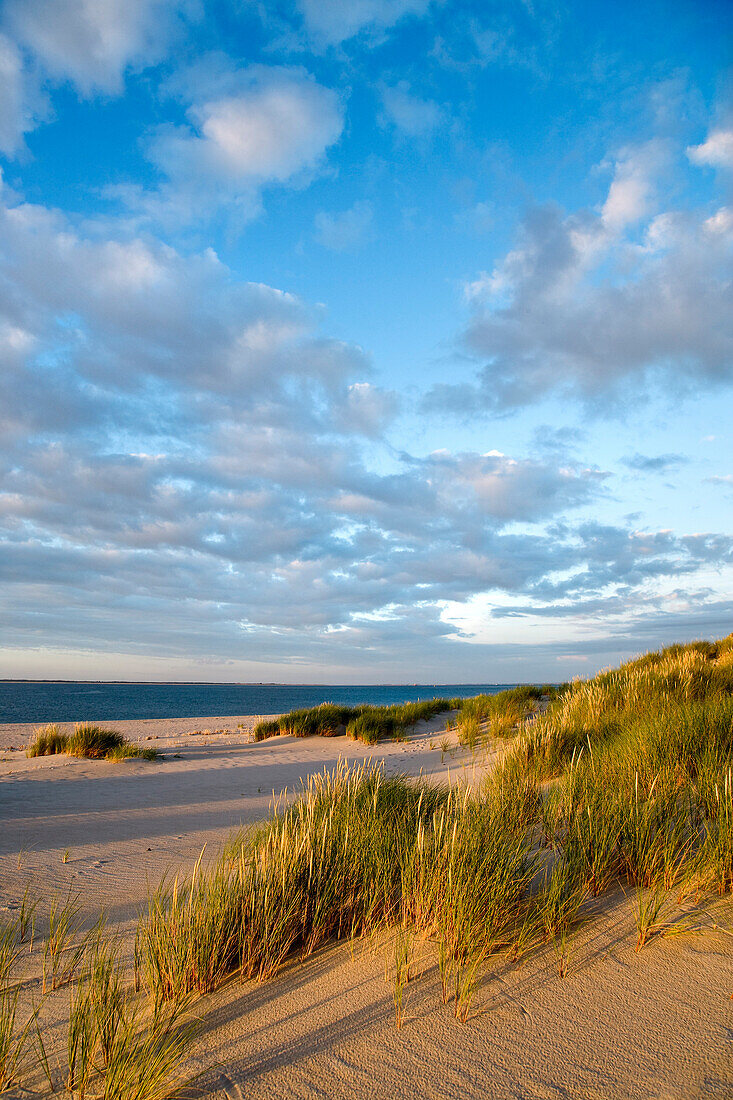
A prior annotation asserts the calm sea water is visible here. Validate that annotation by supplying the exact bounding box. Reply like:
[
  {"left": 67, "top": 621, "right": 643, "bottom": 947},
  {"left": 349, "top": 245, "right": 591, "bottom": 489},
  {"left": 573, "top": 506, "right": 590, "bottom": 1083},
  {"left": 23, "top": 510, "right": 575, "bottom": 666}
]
[{"left": 0, "top": 681, "right": 517, "bottom": 724}]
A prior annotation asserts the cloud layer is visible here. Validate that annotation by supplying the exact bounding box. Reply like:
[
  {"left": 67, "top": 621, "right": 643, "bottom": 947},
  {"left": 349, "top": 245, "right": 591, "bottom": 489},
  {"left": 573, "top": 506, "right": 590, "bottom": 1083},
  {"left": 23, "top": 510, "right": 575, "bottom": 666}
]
[
  {"left": 0, "top": 2, "right": 730, "bottom": 680},
  {"left": 3, "top": 184, "right": 722, "bottom": 670}
]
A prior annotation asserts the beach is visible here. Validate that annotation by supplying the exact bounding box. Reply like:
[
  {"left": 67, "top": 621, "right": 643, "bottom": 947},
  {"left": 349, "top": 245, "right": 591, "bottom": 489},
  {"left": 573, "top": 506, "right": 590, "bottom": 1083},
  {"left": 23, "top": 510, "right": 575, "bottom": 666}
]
[
  {"left": 0, "top": 711, "right": 473, "bottom": 920},
  {"left": 1, "top": 710, "right": 732, "bottom": 1098}
]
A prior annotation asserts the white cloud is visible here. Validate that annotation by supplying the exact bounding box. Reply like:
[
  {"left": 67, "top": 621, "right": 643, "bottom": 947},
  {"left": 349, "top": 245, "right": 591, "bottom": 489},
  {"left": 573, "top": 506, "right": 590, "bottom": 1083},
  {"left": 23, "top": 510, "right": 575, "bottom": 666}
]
[
  {"left": 0, "top": 32, "right": 47, "bottom": 154},
  {"left": 295, "top": 0, "right": 432, "bottom": 46},
  {"left": 601, "top": 145, "right": 661, "bottom": 232},
  {"left": 336, "top": 382, "right": 399, "bottom": 436},
  {"left": 428, "top": 140, "right": 733, "bottom": 412},
  {"left": 687, "top": 129, "right": 733, "bottom": 170},
  {"left": 704, "top": 207, "right": 733, "bottom": 237},
  {"left": 381, "top": 82, "right": 443, "bottom": 138},
  {"left": 8, "top": 186, "right": 710, "bottom": 671},
  {"left": 4, "top": 0, "right": 193, "bottom": 96},
  {"left": 0, "top": 190, "right": 374, "bottom": 418},
  {"left": 176, "top": 77, "right": 342, "bottom": 181},
  {"left": 314, "top": 200, "right": 373, "bottom": 250},
  {"left": 127, "top": 65, "right": 344, "bottom": 226}
]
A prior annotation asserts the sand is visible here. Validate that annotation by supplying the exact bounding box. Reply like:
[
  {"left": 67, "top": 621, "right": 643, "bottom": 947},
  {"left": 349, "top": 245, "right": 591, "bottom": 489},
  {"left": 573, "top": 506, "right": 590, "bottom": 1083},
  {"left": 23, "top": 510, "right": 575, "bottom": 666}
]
[{"left": 1, "top": 713, "right": 732, "bottom": 1098}]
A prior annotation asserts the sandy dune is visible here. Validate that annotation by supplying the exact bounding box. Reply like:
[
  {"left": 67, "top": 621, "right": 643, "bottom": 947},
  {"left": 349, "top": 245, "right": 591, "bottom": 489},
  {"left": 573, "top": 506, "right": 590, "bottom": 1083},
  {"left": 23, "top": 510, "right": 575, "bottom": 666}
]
[
  {"left": 1, "top": 714, "right": 732, "bottom": 1099},
  {"left": 0, "top": 713, "right": 476, "bottom": 921}
]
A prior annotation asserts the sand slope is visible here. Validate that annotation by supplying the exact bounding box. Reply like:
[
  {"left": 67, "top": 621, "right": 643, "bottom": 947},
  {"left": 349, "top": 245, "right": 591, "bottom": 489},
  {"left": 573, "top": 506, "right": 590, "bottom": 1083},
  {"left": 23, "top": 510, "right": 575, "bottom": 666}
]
[
  {"left": 0, "top": 714, "right": 474, "bottom": 920},
  {"left": 1, "top": 714, "right": 732, "bottom": 1099}
]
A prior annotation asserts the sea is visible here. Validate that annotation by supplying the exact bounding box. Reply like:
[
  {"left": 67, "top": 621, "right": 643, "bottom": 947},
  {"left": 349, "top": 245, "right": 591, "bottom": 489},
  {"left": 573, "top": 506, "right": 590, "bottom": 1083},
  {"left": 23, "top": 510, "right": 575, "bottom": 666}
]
[{"left": 0, "top": 681, "right": 517, "bottom": 725}]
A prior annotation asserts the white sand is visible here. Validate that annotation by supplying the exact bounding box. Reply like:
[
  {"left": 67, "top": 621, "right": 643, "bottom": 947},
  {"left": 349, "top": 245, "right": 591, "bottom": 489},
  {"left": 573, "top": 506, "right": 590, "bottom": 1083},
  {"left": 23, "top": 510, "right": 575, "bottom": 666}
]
[{"left": 1, "top": 713, "right": 732, "bottom": 1098}]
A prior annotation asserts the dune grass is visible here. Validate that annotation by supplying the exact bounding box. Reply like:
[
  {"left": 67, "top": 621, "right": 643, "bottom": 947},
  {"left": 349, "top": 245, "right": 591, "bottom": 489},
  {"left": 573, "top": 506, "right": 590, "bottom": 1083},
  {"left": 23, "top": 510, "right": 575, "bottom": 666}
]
[
  {"left": 251, "top": 688, "right": 551, "bottom": 745},
  {"left": 66, "top": 935, "right": 196, "bottom": 1100},
  {"left": 27, "top": 723, "right": 157, "bottom": 762},
  {"left": 136, "top": 634, "right": 733, "bottom": 1026},
  {"left": 252, "top": 697, "right": 463, "bottom": 743},
  {"left": 455, "top": 684, "right": 555, "bottom": 750},
  {"left": 137, "top": 758, "right": 540, "bottom": 1022},
  {"left": 5, "top": 634, "right": 733, "bottom": 1092},
  {"left": 1, "top": 901, "right": 196, "bottom": 1098},
  {"left": 0, "top": 916, "right": 34, "bottom": 1093}
]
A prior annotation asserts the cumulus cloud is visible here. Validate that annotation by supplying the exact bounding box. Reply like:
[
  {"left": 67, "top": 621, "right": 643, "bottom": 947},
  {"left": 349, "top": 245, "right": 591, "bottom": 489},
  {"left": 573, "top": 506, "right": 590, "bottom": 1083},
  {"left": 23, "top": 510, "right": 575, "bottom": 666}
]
[
  {"left": 427, "top": 141, "right": 733, "bottom": 412},
  {"left": 1, "top": 169, "right": 730, "bottom": 674},
  {"left": 687, "top": 129, "right": 733, "bottom": 170},
  {"left": 4, "top": 185, "right": 709, "bottom": 670},
  {"left": 314, "top": 200, "right": 373, "bottom": 251},
  {"left": 0, "top": 32, "right": 47, "bottom": 154},
  {"left": 600, "top": 142, "right": 666, "bottom": 232},
  {"left": 156, "top": 69, "right": 342, "bottom": 183},
  {"left": 0, "top": 192, "right": 381, "bottom": 441},
  {"left": 0, "top": 0, "right": 197, "bottom": 154},
  {"left": 335, "top": 382, "right": 398, "bottom": 434},
  {"left": 120, "top": 64, "right": 344, "bottom": 225},
  {"left": 3, "top": 0, "right": 193, "bottom": 96}
]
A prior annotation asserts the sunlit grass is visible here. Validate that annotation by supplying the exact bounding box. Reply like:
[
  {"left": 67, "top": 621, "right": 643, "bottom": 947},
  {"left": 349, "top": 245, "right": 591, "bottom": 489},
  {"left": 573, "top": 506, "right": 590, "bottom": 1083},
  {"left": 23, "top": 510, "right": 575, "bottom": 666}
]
[
  {"left": 5, "top": 632, "right": 733, "bottom": 1094},
  {"left": 148, "top": 633, "right": 733, "bottom": 1025},
  {"left": 27, "top": 723, "right": 157, "bottom": 762},
  {"left": 252, "top": 698, "right": 462, "bottom": 743}
]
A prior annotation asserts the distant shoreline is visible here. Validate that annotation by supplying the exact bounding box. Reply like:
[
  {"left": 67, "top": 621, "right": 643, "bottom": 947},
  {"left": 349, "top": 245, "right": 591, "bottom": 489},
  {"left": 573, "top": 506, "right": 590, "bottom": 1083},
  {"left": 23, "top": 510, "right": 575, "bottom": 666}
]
[{"left": 0, "top": 678, "right": 519, "bottom": 686}]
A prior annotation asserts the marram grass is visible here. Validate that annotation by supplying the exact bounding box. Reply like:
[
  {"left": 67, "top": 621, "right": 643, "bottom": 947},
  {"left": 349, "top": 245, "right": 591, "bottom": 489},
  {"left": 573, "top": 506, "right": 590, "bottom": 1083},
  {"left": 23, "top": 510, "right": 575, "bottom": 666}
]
[
  {"left": 5, "top": 633, "right": 733, "bottom": 1094},
  {"left": 1, "top": 905, "right": 197, "bottom": 1098},
  {"left": 252, "top": 698, "right": 462, "bottom": 743},
  {"left": 138, "top": 634, "right": 733, "bottom": 1021},
  {"left": 27, "top": 723, "right": 157, "bottom": 762}
]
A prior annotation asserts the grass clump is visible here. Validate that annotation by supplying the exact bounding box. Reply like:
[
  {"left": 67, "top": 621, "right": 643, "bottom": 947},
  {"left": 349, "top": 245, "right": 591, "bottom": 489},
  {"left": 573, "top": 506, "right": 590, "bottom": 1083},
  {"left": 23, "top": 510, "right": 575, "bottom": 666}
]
[
  {"left": 26, "top": 724, "right": 68, "bottom": 756},
  {"left": 513, "top": 634, "right": 733, "bottom": 918},
  {"left": 253, "top": 697, "right": 459, "bottom": 744},
  {"left": 251, "top": 691, "right": 551, "bottom": 746},
  {"left": 514, "top": 638, "right": 733, "bottom": 780},
  {"left": 66, "top": 935, "right": 196, "bottom": 1100},
  {"left": 138, "top": 760, "right": 539, "bottom": 1020},
  {"left": 0, "top": 908, "right": 196, "bottom": 1098},
  {"left": 457, "top": 685, "right": 547, "bottom": 747},
  {"left": 346, "top": 711, "right": 396, "bottom": 744},
  {"left": 76, "top": 634, "right": 733, "bottom": 1054},
  {"left": 138, "top": 763, "right": 448, "bottom": 998},
  {"left": 27, "top": 723, "right": 157, "bottom": 762}
]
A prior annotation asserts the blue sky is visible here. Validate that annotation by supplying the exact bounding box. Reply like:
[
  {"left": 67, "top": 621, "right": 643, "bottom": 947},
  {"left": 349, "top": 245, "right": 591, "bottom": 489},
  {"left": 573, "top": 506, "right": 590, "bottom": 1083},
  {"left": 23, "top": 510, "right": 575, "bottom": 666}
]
[{"left": 0, "top": 0, "right": 731, "bottom": 683}]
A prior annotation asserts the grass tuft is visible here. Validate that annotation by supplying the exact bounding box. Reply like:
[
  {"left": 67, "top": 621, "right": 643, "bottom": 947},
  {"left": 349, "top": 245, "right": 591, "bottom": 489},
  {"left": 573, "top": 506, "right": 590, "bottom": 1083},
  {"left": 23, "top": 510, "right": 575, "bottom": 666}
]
[{"left": 27, "top": 723, "right": 158, "bottom": 762}]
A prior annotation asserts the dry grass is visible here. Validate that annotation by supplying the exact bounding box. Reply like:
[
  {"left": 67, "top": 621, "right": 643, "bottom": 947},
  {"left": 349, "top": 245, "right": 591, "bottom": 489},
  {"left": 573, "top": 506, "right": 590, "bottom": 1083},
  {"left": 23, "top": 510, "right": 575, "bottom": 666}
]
[{"left": 27, "top": 724, "right": 157, "bottom": 762}]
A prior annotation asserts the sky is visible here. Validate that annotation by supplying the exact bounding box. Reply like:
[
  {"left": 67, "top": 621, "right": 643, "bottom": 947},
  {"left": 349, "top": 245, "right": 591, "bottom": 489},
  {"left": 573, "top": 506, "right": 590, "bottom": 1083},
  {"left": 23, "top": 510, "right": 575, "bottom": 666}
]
[{"left": 0, "top": 0, "right": 731, "bottom": 684}]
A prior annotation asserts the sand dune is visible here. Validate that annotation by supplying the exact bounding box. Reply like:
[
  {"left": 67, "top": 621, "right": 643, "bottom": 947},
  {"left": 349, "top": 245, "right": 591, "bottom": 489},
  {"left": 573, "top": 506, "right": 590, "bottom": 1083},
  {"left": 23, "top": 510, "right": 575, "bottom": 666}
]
[
  {"left": 1, "top": 715, "right": 732, "bottom": 1098},
  {"left": 0, "top": 713, "right": 477, "bottom": 919}
]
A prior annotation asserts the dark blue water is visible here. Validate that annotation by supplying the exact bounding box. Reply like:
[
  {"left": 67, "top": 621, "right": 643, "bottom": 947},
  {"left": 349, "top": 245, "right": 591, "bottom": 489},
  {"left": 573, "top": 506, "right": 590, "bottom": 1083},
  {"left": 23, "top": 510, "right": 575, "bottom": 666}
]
[{"left": 0, "top": 682, "right": 517, "bottom": 724}]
